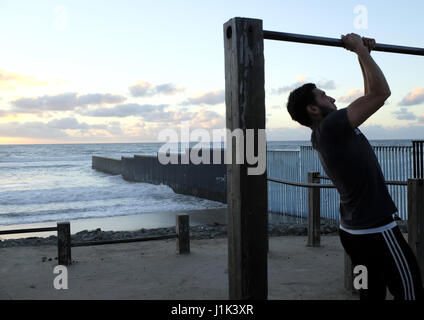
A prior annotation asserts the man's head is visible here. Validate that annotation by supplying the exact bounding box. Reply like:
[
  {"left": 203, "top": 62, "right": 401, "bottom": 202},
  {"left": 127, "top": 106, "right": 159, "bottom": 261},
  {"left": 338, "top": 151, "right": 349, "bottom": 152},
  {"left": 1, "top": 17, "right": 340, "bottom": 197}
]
[{"left": 286, "top": 83, "right": 337, "bottom": 128}]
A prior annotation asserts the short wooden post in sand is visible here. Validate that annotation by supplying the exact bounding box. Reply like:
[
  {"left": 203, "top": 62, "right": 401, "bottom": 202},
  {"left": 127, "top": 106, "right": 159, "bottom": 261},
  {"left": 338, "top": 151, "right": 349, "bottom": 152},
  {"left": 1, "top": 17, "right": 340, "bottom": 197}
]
[
  {"left": 307, "top": 172, "right": 321, "bottom": 247},
  {"left": 57, "top": 222, "right": 71, "bottom": 265},
  {"left": 176, "top": 215, "right": 190, "bottom": 254}
]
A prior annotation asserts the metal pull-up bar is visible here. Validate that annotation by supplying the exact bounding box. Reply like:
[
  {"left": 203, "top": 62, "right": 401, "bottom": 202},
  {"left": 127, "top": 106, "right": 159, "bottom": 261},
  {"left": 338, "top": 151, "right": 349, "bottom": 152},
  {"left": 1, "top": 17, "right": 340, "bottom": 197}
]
[{"left": 263, "top": 30, "right": 424, "bottom": 56}]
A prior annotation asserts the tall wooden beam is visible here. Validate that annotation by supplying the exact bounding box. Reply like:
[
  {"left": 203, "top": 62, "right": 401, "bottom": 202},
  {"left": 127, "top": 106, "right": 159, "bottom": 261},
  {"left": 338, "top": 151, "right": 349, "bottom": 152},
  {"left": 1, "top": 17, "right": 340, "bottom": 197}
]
[
  {"left": 408, "top": 178, "right": 424, "bottom": 282},
  {"left": 223, "top": 17, "right": 268, "bottom": 300}
]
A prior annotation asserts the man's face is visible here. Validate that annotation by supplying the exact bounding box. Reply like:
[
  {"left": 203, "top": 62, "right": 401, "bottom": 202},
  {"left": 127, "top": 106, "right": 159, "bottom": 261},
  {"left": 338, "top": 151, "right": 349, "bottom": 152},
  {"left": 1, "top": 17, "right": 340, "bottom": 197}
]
[{"left": 312, "top": 88, "right": 337, "bottom": 118}]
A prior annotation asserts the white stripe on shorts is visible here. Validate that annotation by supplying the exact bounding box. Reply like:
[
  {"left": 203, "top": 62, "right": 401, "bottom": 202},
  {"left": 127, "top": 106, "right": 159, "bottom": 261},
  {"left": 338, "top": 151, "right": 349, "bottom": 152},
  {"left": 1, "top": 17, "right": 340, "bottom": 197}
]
[
  {"left": 382, "top": 230, "right": 414, "bottom": 300},
  {"left": 387, "top": 229, "right": 415, "bottom": 300}
]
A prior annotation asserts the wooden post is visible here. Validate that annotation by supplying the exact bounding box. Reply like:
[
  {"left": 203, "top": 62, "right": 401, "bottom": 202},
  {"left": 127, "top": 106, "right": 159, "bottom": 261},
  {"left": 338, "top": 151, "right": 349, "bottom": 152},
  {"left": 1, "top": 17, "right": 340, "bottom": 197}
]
[
  {"left": 412, "top": 141, "right": 424, "bottom": 178},
  {"left": 408, "top": 178, "right": 424, "bottom": 282},
  {"left": 176, "top": 215, "right": 190, "bottom": 254},
  {"left": 307, "top": 172, "right": 321, "bottom": 247},
  {"left": 57, "top": 222, "right": 71, "bottom": 266},
  {"left": 224, "top": 17, "right": 268, "bottom": 300}
]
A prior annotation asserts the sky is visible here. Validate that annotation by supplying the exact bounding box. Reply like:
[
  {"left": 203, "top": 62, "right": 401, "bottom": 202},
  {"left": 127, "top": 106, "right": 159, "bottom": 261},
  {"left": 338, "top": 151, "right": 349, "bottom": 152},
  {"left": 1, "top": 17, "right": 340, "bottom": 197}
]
[{"left": 0, "top": 0, "right": 423, "bottom": 144}]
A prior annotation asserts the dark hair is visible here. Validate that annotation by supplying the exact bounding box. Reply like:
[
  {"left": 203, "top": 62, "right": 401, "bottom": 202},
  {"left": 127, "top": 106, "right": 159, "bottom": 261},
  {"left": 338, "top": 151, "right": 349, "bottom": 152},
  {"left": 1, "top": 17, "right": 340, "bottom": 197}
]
[{"left": 286, "top": 83, "right": 317, "bottom": 127}]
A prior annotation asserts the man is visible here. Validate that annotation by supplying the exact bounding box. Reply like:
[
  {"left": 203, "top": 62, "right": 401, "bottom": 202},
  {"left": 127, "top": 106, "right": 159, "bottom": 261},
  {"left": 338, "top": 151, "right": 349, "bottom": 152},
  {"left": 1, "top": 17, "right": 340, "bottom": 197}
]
[{"left": 286, "top": 33, "right": 423, "bottom": 300}]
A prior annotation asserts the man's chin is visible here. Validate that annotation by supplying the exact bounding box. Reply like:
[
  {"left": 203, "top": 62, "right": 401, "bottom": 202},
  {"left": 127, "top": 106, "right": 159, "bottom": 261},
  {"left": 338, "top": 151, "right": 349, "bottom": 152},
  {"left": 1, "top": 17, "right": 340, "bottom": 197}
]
[{"left": 322, "top": 108, "right": 336, "bottom": 118}]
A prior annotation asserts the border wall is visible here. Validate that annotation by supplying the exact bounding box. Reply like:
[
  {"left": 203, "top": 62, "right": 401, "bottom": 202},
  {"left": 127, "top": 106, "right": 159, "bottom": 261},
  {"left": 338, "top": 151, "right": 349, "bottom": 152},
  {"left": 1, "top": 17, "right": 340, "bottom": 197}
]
[
  {"left": 92, "top": 156, "right": 122, "bottom": 175},
  {"left": 93, "top": 149, "right": 226, "bottom": 203}
]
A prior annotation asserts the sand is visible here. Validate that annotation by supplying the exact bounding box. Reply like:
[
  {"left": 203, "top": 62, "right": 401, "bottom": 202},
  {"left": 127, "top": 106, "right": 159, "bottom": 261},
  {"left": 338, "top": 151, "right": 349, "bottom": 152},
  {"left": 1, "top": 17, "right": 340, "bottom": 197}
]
[{"left": 0, "top": 234, "right": 357, "bottom": 300}]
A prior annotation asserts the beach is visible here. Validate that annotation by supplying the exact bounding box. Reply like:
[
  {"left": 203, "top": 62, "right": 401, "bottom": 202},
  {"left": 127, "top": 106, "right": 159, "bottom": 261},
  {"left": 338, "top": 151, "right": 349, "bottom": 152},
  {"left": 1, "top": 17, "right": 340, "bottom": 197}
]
[
  {"left": 0, "top": 234, "right": 356, "bottom": 300},
  {"left": 0, "top": 206, "right": 357, "bottom": 300},
  {"left": 0, "top": 141, "right": 411, "bottom": 300}
]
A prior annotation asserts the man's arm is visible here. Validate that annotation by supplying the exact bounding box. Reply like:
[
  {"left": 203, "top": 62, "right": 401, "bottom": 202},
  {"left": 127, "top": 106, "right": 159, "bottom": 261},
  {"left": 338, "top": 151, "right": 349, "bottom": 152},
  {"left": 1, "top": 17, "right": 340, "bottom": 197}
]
[
  {"left": 358, "top": 56, "right": 369, "bottom": 95},
  {"left": 358, "top": 37, "right": 375, "bottom": 95},
  {"left": 341, "top": 33, "right": 391, "bottom": 128}
]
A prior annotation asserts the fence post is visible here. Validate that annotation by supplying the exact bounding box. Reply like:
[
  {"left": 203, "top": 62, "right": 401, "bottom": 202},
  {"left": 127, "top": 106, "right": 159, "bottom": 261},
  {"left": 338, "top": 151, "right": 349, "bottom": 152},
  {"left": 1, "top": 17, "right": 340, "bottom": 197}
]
[
  {"left": 176, "top": 215, "right": 190, "bottom": 254},
  {"left": 408, "top": 178, "right": 424, "bottom": 282},
  {"left": 412, "top": 140, "right": 424, "bottom": 178},
  {"left": 307, "top": 172, "right": 320, "bottom": 247},
  {"left": 57, "top": 222, "right": 71, "bottom": 266}
]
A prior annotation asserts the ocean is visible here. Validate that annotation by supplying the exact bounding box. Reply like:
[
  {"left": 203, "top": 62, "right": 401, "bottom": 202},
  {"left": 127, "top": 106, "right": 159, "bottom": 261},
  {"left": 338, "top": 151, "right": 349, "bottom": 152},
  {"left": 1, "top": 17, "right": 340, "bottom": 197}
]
[{"left": 0, "top": 140, "right": 413, "bottom": 232}]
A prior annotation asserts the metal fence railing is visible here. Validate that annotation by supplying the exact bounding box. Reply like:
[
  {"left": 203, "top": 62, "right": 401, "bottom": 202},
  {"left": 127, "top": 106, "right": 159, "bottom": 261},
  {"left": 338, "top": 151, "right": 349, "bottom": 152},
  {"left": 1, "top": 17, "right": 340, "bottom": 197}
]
[{"left": 267, "top": 144, "right": 415, "bottom": 221}]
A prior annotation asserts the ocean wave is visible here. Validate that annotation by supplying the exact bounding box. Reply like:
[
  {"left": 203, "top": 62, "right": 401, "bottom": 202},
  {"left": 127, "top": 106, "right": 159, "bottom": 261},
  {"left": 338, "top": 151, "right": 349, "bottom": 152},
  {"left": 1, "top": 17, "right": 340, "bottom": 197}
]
[
  {"left": 0, "top": 163, "right": 82, "bottom": 170},
  {"left": 0, "top": 177, "right": 226, "bottom": 225},
  {"left": 0, "top": 181, "right": 177, "bottom": 206},
  {"left": 0, "top": 193, "right": 225, "bottom": 225}
]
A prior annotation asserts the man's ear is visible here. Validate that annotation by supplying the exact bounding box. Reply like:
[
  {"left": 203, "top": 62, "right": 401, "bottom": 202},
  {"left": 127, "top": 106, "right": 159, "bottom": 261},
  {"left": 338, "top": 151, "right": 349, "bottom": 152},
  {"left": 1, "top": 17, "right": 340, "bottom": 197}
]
[{"left": 306, "top": 104, "right": 319, "bottom": 116}]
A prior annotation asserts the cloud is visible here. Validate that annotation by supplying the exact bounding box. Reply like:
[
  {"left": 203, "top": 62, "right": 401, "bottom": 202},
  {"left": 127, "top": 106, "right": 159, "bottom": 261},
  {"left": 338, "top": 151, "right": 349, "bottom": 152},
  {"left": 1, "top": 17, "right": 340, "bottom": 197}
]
[
  {"left": 11, "top": 92, "right": 126, "bottom": 113},
  {"left": 146, "top": 109, "right": 224, "bottom": 127},
  {"left": 129, "top": 82, "right": 154, "bottom": 97},
  {"left": 0, "top": 121, "right": 69, "bottom": 139},
  {"left": 83, "top": 103, "right": 168, "bottom": 118},
  {"left": 181, "top": 90, "right": 225, "bottom": 106},
  {"left": 83, "top": 101, "right": 224, "bottom": 129},
  {"left": 155, "top": 83, "right": 184, "bottom": 95},
  {"left": 272, "top": 81, "right": 306, "bottom": 95},
  {"left": 105, "top": 121, "right": 123, "bottom": 135},
  {"left": 129, "top": 81, "right": 184, "bottom": 97},
  {"left": 316, "top": 80, "right": 336, "bottom": 90},
  {"left": 272, "top": 78, "right": 335, "bottom": 95},
  {"left": 0, "top": 109, "right": 9, "bottom": 117},
  {"left": 0, "top": 69, "right": 48, "bottom": 89},
  {"left": 399, "top": 88, "right": 424, "bottom": 106},
  {"left": 47, "top": 117, "right": 92, "bottom": 130},
  {"left": 0, "top": 118, "right": 117, "bottom": 140},
  {"left": 360, "top": 124, "right": 424, "bottom": 140},
  {"left": 142, "top": 110, "right": 192, "bottom": 123},
  {"left": 337, "top": 89, "right": 364, "bottom": 103},
  {"left": 392, "top": 108, "right": 417, "bottom": 121},
  {"left": 188, "top": 110, "right": 225, "bottom": 129},
  {"left": 0, "top": 108, "right": 225, "bottom": 143},
  {"left": 77, "top": 93, "right": 126, "bottom": 105}
]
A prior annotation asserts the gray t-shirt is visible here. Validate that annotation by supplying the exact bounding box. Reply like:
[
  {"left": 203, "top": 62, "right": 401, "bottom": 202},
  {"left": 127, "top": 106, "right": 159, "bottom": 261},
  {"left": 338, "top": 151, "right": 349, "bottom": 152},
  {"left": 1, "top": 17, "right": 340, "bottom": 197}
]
[{"left": 311, "top": 108, "right": 397, "bottom": 229}]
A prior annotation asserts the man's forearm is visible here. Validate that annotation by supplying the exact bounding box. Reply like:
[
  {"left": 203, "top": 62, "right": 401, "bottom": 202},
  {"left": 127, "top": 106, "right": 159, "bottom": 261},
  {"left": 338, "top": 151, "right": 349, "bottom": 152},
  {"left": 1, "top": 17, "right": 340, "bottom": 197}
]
[
  {"left": 358, "top": 56, "right": 370, "bottom": 95},
  {"left": 356, "top": 48, "right": 391, "bottom": 97}
]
